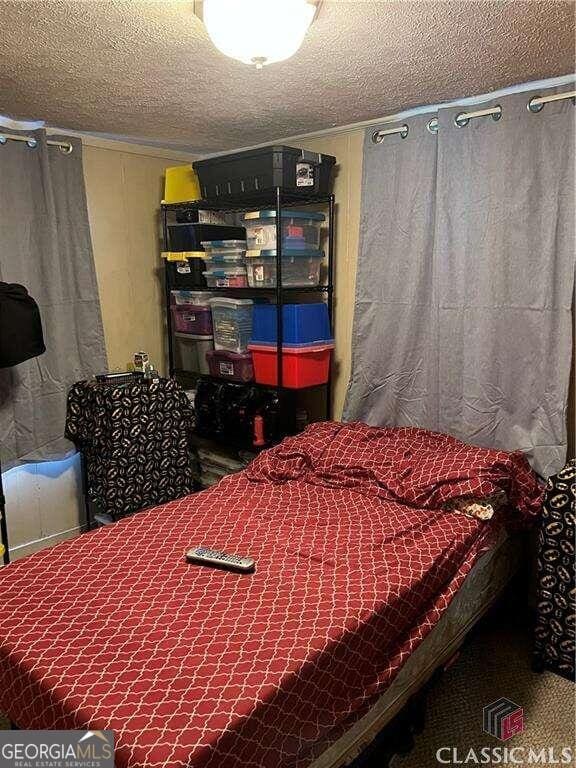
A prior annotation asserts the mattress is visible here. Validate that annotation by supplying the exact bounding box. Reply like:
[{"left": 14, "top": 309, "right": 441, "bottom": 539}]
[
  {"left": 0, "top": 423, "right": 542, "bottom": 768},
  {"left": 311, "top": 528, "right": 521, "bottom": 767}
]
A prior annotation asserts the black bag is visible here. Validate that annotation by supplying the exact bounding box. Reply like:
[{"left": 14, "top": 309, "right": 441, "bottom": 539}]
[
  {"left": 194, "top": 378, "right": 284, "bottom": 447},
  {"left": 0, "top": 283, "right": 45, "bottom": 368}
]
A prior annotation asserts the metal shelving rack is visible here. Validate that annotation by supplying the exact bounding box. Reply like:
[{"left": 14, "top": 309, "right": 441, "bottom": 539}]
[{"left": 161, "top": 187, "right": 335, "bottom": 444}]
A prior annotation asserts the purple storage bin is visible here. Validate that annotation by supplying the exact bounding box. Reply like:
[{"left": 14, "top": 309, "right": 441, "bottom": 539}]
[
  {"left": 171, "top": 304, "right": 213, "bottom": 335},
  {"left": 206, "top": 350, "right": 254, "bottom": 382}
]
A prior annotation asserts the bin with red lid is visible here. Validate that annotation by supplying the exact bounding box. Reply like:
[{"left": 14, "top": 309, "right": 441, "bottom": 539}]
[{"left": 248, "top": 341, "right": 334, "bottom": 389}]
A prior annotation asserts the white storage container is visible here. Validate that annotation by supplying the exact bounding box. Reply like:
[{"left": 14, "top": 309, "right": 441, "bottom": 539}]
[
  {"left": 174, "top": 333, "right": 213, "bottom": 375},
  {"left": 243, "top": 210, "right": 325, "bottom": 251},
  {"left": 209, "top": 298, "right": 254, "bottom": 353},
  {"left": 246, "top": 249, "right": 323, "bottom": 287}
]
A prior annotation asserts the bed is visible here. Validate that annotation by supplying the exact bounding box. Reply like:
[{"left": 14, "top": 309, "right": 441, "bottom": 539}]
[{"left": 0, "top": 422, "right": 542, "bottom": 768}]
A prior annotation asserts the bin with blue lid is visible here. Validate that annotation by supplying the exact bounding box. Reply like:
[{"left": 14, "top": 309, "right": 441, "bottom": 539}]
[
  {"left": 246, "top": 248, "right": 324, "bottom": 287},
  {"left": 243, "top": 210, "right": 325, "bottom": 251}
]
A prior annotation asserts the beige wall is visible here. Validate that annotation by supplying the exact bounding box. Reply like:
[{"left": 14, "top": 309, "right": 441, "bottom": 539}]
[
  {"left": 298, "top": 131, "right": 364, "bottom": 419},
  {"left": 4, "top": 140, "right": 193, "bottom": 559},
  {"left": 84, "top": 145, "right": 190, "bottom": 375}
]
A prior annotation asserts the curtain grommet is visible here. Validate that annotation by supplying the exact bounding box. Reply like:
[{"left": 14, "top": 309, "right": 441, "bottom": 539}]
[
  {"left": 0, "top": 136, "right": 6, "bottom": 146},
  {"left": 528, "top": 92, "right": 576, "bottom": 113},
  {"left": 427, "top": 118, "right": 439, "bottom": 134},
  {"left": 371, "top": 124, "right": 409, "bottom": 143},
  {"left": 58, "top": 143, "right": 73, "bottom": 155},
  {"left": 26, "top": 138, "right": 38, "bottom": 149},
  {"left": 455, "top": 105, "right": 502, "bottom": 127},
  {"left": 527, "top": 96, "right": 545, "bottom": 113}
]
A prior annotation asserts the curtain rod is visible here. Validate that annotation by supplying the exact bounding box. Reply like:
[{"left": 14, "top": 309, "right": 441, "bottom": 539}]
[
  {"left": 0, "top": 131, "right": 73, "bottom": 154},
  {"left": 195, "top": 74, "right": 575, "bottom": 159},
  {"left": 373, "top": 89, "right": 576, "bottom": 142}
]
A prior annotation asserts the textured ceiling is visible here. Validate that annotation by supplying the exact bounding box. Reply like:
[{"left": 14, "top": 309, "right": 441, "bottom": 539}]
[{"left": 0, "top": 0, "right": 574, "bottom": 153}]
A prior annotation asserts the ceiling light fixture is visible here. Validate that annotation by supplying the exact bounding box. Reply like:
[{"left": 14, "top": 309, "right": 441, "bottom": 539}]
[{"left": 196, "top": 0, "right": 320, "bottom": 69}]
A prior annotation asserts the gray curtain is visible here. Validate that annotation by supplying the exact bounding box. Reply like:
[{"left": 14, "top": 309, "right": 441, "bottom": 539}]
[
  {"left": 344, "top": 87, "right": 576, "bottom": 478},
  {"left": 0, "top": 130, "right": 107, "bottom": 468}
]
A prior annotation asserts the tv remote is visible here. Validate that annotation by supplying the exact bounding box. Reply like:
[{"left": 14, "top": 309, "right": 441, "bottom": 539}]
[{"left": 186, "top": 546, "right": 255, "bottom": 574}]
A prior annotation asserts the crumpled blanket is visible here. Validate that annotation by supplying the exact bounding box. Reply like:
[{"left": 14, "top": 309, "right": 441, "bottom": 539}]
[{"left": 246, "top": 422, "right": 543, "bottom": 526}]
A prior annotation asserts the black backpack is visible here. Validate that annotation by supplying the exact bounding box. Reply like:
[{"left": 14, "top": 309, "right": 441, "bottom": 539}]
[{"left": 0, "top": 283, "right": 45, "bottom": 368}]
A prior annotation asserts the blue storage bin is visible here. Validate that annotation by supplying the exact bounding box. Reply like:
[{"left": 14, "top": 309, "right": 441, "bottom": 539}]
[{"left": 251, "top": 303, "right": 331, "bottom": 345}]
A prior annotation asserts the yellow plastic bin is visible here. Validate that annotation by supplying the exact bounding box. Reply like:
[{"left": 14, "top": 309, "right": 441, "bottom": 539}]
[{"left": 162, "top": 165, "right": 201, "bottom": 204}]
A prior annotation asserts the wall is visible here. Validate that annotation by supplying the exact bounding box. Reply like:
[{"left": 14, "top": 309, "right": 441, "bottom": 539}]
[
  {"left": 3, "top": 139, "right": 193, "bottom": 559},
  {"left": 83, "top": 143, "right": 189, "bottom": 374},
  {"left": 297, "top": 131, "right": 364, "bottom": 419}
]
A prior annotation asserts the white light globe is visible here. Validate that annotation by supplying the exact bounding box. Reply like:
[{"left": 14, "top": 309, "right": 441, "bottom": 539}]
[{"left": 203, "top": 0, "right": 317, "bottom": 67}]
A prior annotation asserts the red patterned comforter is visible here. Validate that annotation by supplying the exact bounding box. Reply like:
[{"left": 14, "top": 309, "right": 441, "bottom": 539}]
[{"left": 0, "top": 423, "right": 542, "bottom": 768}]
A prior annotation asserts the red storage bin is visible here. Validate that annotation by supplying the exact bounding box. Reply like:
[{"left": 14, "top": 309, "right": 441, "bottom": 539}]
[
  {"left": 206, "top": 350, "right": 254, "bottom": 382},
  {"left": 248, "top": 342, "right": 334, "bottom": 389},
  {"left": 171, "top": 304, "right": 213, "bottom": 335}
]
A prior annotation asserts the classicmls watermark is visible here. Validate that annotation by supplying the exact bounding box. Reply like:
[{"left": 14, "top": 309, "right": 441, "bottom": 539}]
[
  {"left": 436, "top": 746, "right": 574, "bottom": 764},
  {"left": 0, "top": 730, "right": 114, "bottom": 768},
  {"left": 435, "top": 698, "right": 574, "bottom": 765}
]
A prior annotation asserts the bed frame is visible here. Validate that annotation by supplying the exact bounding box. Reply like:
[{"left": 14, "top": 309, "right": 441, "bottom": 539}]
[{"left": 313, "top": 534, "right": 523, "bottom": 768}]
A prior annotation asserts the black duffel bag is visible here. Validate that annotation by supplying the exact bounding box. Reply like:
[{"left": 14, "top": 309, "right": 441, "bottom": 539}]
[{"left": 0, "top": 282, "right": 45, "bottom": 368}]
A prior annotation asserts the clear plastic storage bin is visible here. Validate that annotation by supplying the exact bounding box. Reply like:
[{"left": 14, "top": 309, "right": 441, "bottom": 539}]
[
  {"left": 174, "top": 334, "right": 213, "bottom": 375},
  {"left": 201, "top": 240, "right": 247, "bottom": 271},
  {"left": 203, "top": 267, "right": 248, "bottom": 288},
  {"left": 209, "top": 298, "right": 254, "bottom": 353},
  {"left": 171, "top": 290, "right": 215, "bottom": 306},
  {"left": 244, "top": 210, "right": 325, "bottom": 250},
  {"left": 204, "top": 253, "right": 246, "bottom": 267},
  {"left": 246, "top": 249, "right": 323, "bottom": 287},
  {"left": 204, "top": 255, "right": 246, "bottom": 273},
  {"left": 201, "top": 239, "right": 247, "bottom": 255}
]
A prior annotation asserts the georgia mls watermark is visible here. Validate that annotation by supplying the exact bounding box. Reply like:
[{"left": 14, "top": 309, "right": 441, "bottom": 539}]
[
  {"left": 0, "top": 730, "right": 114, "bottom": 768},
  {"left": 435, "top": 698, "right": 574, "bottom": 765}
]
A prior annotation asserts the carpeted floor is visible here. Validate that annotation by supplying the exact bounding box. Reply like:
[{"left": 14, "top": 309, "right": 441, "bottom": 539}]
[
  {"left": 394, "top": 613, "right": 575, "bottom": 768},
  {"left": 1, "top": 611, "right": 574, "bottom": 766}
]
